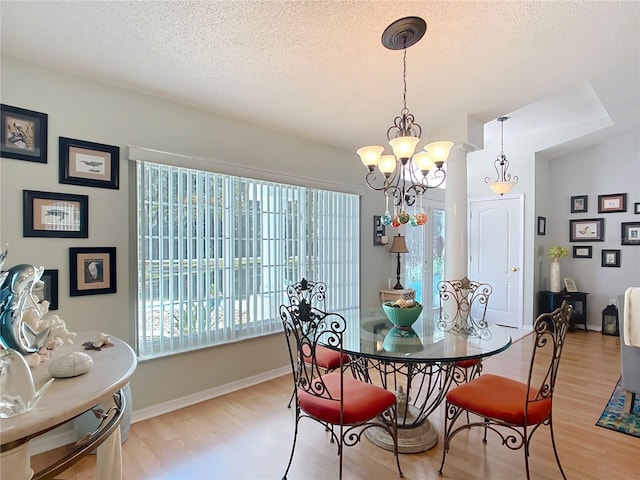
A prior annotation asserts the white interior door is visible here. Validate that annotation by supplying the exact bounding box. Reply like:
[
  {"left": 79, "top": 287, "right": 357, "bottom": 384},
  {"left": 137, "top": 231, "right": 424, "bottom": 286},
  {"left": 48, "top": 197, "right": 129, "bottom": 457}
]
[{"left": 468, "top": 196, "right": 523, "bottom": 328}]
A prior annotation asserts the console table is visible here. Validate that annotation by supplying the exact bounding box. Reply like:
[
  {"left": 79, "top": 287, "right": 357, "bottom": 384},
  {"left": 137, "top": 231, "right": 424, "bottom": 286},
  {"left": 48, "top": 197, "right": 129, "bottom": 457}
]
[
  {"left": 538, "top": 291, "right": 588, "bottom": 331},
  {"left": 380, "top": 288, "right": 416, "bottom": 303},
  {"left": 0, "top": 332, "right": 137, "bottom": 480}
]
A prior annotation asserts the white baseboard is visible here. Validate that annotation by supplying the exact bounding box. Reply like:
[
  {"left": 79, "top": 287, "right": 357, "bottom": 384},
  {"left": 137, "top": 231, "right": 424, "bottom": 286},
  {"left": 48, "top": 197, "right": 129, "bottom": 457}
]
[
  {"left": 131, "top": 365, "right": 291, "bottom": 423},
  {"left": 30, "top": 365, "right": 291, "bottom": 455}
]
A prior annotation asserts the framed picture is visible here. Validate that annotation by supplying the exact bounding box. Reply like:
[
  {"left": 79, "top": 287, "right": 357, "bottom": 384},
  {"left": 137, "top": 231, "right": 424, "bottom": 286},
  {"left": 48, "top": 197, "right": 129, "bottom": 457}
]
[
  {"left": 597, "top": 193, "right": 627, "bottom": 213},
  {"left": 537, "top": 216, "right": 546, "bottom": 236},
  {"left": 23, "top": 190, "right": 89, "bottom": 238},
  {"left": 635, "top": 202, "right": 640, "bottom": 214},
  {"left": 38, "top": 269, "right": 59, "bottom": 310},
  {"left": 59, "top": 137, "right": 120, "bottom": 189},
  {"left": 621, "top": 222, "right": 640, "bottom": 245},
  {"left": 601, "top": 249, "right": 620, "bottom": 268},
  {"left": 569, "top": 218, "right": 604, "bottom": 242},
  {"left": 563, "top": 278, "right": 578, "bottom": 293},
  {"left": 1, "top": 104, "right": 48, "bottom": 163},
  {"left": 572, "top": 246, "right": 592, "bottom": 258},
  {"left": 69, "top": 247, "right": 117, "bottom": 296},
  {"left": 570, "top": 195, "right": 588, "bottom": 213}
]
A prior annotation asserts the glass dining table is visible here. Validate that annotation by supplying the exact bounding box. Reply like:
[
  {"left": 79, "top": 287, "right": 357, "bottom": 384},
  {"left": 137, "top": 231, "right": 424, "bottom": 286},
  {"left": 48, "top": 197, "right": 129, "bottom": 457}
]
[{"left": 332, "top": 307, "right": 512, "bottom": 453}]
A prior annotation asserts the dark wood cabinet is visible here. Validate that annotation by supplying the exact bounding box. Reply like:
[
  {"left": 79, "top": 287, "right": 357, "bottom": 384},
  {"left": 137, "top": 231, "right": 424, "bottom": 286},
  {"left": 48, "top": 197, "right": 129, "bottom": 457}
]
[{"left": 538, "top": 291, "right": 588, "bottom": 331}]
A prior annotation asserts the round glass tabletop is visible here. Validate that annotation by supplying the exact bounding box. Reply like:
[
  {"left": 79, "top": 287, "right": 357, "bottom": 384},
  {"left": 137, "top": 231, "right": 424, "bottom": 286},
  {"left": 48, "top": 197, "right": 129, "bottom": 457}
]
[{"left": 338, "top": 307, "right": 512, "bottom": 363}]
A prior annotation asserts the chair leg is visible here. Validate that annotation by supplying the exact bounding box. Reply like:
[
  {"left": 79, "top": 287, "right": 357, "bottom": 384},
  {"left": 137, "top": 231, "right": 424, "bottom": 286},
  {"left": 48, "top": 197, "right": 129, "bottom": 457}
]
[
  {"left": 438, "top": 401, "right": 463, "bottom": 476},
  {"left": 482, "top": 418, "right": 489, "bottom": 443},
  {"left": 624, "top": 391, "right": 636, "bottom": 414},
  {"left": 548, "top": 418, "right": 567, "bottom": 480},
  {"left": 287, "top": 387, "right": 295, "bottom": 408},
  {"left": 282, "top": 414, "right": 300, "bottom": 480}
]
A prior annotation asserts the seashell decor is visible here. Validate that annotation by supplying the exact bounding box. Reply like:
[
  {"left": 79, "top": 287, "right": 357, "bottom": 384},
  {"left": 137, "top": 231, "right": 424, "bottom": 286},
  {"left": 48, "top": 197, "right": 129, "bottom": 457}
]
[{"left": 48, "top": 351, "right": 93, "bottom": 378}]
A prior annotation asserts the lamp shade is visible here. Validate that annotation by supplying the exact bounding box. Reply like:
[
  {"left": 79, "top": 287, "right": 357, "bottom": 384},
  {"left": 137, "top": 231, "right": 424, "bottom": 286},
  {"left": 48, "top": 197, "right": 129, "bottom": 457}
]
[
  {"left": 488, "top": 181, "right": 516, "bottom": 195},
  {"left": 389, "top": 234, "right": 409, "bottom": 253},
  {"left": 357, "top": 145, "right": 384, "bottom": 169},
  {"left": 413, "top": 151, "right": 434, "bottom": 173},
  {"left": 425, "top": 141, "right": 453, "bottom": 166},
  {"left": 389, "top": 136, "right": 420, "bottom": 160},
  {"left": 378, "top": 155, "right": 397, "bottom": 175}
]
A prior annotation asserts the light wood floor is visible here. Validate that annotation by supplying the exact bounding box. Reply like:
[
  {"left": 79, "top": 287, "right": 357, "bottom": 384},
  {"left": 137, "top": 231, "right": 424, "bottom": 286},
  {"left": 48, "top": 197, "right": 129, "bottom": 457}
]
[{"left": 33, "top": 331, "right": 640, "bottom": 479}]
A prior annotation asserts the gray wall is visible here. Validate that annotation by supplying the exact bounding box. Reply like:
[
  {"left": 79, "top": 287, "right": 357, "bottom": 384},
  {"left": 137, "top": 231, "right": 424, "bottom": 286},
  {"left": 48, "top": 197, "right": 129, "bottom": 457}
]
[
  {"left": 0, "top": 56, "right": 389, "bottom": 412},
  {"left": 538, "top": 131, "right": 640, "bottom": 327}
]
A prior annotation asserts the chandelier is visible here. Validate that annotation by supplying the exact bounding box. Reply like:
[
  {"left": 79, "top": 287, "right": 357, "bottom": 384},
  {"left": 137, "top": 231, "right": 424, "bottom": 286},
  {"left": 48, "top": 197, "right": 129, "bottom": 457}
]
[
  {"left": 485, "top": 116, "right": 519, "bottom": 195},
  {"left": 357, "top": 17, "right": 453, "bottom": 228}
]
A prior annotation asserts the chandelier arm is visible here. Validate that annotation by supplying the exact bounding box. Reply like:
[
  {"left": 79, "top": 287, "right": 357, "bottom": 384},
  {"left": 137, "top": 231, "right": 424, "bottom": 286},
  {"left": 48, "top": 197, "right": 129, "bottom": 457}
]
[
  {"left": 365, "top": 170, "right": 394, "bottom": 191},
  {"left": 421, "top": 168, "right": 447, "bottom": 188},
  {"left": 403, "top": 183, "right": 427, "bottom": 206}
]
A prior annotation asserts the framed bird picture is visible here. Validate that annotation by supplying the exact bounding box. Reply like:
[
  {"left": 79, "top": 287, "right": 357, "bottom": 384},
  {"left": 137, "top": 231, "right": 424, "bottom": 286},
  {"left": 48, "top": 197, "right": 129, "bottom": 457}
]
[
  {"left": 59, "top": 137, "right": 119, "bottom": 189},
  {"left": 569, "top": 218, "right": 604, "bottom": 242},
  {"left": 23, "top": 189, "right": 89, "bottom": 238},
  {"left": 1, "top": 104, "right": 48, "bottom": 163}
]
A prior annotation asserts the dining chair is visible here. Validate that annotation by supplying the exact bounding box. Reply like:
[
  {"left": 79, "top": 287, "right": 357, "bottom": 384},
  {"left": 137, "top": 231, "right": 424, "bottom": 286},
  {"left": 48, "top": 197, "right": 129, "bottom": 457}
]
[
  {"left": 437, "top": 277, "right": 493, "bottom": 388},
  {"left": 280, "top": 303, "right": 403, "bottom": 480},
  {"left": 285, "top": 278, "right": 348, "bottom": 408},
  {"left": 438, "top": 301, "right": 572, "bottom": 480}
]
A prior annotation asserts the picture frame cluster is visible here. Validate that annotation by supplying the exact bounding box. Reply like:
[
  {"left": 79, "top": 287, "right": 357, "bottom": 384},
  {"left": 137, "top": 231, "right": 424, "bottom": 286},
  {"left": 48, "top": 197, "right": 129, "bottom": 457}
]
[
  {"left": 1, "top": 103, "right": 119, "bottom": 304},
  {"left": 568, "top": 193, "right": 638, "bottom": 268}
]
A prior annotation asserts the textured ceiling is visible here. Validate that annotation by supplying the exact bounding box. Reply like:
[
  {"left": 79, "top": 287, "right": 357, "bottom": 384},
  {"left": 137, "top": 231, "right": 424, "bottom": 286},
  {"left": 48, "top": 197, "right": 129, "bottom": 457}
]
[{"left": 1, "top": 1, "right": 639, "bottom": 155}]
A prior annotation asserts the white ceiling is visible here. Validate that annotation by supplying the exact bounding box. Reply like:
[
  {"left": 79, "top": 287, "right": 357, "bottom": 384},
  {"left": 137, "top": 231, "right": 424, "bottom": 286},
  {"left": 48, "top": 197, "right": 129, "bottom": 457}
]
[{"left": 1, "top": 1, "right": 639, "bottom": 156}]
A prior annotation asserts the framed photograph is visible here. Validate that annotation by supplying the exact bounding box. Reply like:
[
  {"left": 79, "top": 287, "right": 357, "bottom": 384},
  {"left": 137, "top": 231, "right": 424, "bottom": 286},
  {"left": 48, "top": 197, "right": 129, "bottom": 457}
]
[
  {"left": 570, "top": 195, "right": 588, "bottom": 213},
  {"left": 1, "top": 104, "right": 48, "bottom": 163},
  {"left": 597, "top": 193, "right": 627, "bottom": 213},
  {"left": 59, "top": 137, "right": 120, "bottom": 189},
  {"left": 69, "top": 247, "right": 117, "bottom": 296},
  {"left": 572, "top": 246, "right": 592, "bottom": 258},
  {"left": 569, "top": 218, "right": 604, "bottom": 242},
  {"left": 634, "top": 202, "right": 640, "bottom": 215},
  {"left": 23, "top": 190, "right": 89, "bottom": 238},
  {"left": 38, "top": 269, "right": 59, "bottom": 310},
  {"left": 601, "top": 249, "right": 620, "bottom": 268},
  {"left": 621, "top": 222, "right": 640, "bottom": 245},
  {"left": 563, "top": 278, "right": 578, "bottom": 293},
  {"left": 537, "top": 216, "right": 546, "bottom": 236}
]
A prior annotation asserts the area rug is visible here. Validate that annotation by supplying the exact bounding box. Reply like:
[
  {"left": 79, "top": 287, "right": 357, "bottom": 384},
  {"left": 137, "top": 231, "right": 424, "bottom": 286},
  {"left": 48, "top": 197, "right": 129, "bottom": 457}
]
[{"left": 595, "top": 377, "right": 640, "bottom": 438}]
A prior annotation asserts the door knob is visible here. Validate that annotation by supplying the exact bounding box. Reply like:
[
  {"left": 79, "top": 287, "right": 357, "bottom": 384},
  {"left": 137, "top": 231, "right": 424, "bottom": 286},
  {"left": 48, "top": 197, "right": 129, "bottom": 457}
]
[{"left": 510, "top": 267, "right": 519, "bottom": 272}]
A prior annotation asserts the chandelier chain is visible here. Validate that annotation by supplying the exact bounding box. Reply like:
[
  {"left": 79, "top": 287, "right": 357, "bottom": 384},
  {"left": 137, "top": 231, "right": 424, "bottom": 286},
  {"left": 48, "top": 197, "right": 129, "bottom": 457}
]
[{"left": 402, "top": 40, "right": 408, "bottom": 112}]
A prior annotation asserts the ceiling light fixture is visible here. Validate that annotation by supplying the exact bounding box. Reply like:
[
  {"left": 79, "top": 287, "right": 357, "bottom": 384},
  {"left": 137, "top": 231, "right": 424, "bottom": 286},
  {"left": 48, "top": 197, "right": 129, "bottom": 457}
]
[
  {"left": 485, "top": 116, "right": 519, "bottom": 195},
  {"left": 357, "top": 17, "right": 453, "bottom": 228}
]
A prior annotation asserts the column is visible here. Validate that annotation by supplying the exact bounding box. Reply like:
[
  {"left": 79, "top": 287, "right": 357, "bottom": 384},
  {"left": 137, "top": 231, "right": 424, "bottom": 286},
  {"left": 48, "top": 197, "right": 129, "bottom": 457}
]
[{"left": 444, "top": 144, "right": 475, "bottom": 280}]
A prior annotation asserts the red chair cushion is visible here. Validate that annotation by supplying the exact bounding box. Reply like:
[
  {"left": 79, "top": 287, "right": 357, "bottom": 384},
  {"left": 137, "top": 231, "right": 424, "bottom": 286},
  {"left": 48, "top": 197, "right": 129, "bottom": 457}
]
[
  {"left": 302, "top": 345, "right": 349, "bottom": 370},
  {"left": 454, "top": 358, "right": 481, "bottom": 368},
  {"left": 445, "top": 373, "right": 552, "bottom": 426},
  {"left": 298, "top": 372, "right": 397, "bottom": 425}
]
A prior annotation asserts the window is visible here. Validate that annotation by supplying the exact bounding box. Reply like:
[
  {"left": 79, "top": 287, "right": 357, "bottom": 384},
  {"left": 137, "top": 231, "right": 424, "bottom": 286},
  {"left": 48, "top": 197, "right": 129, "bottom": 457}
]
[{"left": 134, "top": 154, "right": 359, "bottom": 359}]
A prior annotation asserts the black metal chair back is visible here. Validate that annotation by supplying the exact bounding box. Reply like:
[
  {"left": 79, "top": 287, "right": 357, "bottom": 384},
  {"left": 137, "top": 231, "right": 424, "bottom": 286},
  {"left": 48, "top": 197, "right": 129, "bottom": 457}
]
[{"left": 437, "top": 276, "right": 493, "bottom": 338}]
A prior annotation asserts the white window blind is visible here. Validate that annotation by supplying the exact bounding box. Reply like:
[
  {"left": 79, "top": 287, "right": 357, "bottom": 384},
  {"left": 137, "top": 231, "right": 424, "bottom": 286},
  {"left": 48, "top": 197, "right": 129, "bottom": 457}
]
[{"left": 134, "top": 157, "right": 359, "bottom": 359}]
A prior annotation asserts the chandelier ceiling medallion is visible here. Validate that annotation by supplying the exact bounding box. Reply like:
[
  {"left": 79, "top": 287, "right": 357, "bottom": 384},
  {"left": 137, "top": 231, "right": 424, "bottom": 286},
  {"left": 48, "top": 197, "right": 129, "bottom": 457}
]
[
  {"left": 485, "top": 116, "right": 519, "bottom": 195},
  {"left": 357, "top": 17, "right": 453, "bottom": 228}
]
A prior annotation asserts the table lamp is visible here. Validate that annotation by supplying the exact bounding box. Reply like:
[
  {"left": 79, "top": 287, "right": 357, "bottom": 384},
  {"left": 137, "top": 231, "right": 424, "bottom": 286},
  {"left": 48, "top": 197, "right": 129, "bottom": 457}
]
[{"left": 389, "top": 234, "right": 409, "bottom": 290}]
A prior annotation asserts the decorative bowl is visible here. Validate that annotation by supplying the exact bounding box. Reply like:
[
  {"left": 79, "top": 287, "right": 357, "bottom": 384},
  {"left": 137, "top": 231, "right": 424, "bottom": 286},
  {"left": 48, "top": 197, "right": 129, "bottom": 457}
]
[{"left": 382, "top": 301, "right": 423, "bottom": 328}]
